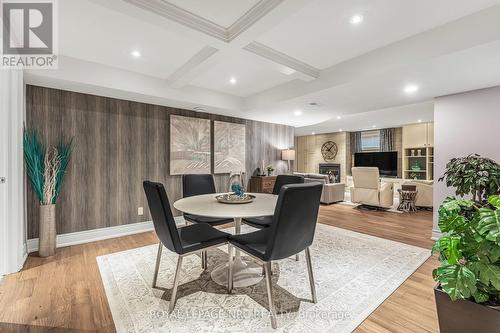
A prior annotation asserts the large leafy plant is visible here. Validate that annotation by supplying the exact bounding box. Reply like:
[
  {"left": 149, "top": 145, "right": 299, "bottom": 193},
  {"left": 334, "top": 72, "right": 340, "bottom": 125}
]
[
  {"left": 438, "top": 154, "right": 500, "bottom": 202},
  {"left": 433, "top": 195, "right": 500, "bottom": 305},
  {"left": 24, "top": 129, "right": 74, "bottom": 205}
]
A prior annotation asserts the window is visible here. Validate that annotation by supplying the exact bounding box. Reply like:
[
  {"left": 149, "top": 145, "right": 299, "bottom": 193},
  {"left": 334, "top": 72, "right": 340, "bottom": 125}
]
[{"left": 361, "top": 130, "right": 380, "bottom": 151}]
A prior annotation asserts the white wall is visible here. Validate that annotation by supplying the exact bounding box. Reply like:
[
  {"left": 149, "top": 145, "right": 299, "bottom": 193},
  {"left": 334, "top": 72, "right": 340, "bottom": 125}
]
[
  {"left": 433, "top": 86, "right": 500, "bottom": 239},
  {"left": 0, "top": 70, "right": 26, "bottom": 275}
]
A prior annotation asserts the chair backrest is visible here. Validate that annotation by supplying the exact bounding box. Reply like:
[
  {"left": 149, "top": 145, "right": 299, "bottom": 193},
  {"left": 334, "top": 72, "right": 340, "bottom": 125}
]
[
  {"left": 182, "top": 174, "right": 216, "bottom": 198},
  {"left": 143, "top": 181, "right": 182, "bottom": 254},
  {"left": 351, "top": 167, "right": 380, "bottom": 189},
  {"left": 272, "top": 174, "right": 305, "bottom": 194},
  {"left": 265, "top": 183, "right": 323, "bottom": 261}
]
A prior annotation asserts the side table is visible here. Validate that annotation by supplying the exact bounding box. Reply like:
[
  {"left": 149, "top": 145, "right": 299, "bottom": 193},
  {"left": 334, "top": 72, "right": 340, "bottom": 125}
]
[{"left": 398, "top": 189, "right": 418, "bottom": 213}]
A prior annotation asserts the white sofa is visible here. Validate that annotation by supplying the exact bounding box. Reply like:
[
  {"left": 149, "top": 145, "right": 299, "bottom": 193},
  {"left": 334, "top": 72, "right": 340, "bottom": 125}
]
[
  {"left": 294, "top": 172, "right": 345, "bottom": 204},
  {"left": 350, "top": 167, "right": 394, "bottom": 208},
  {"left": 402, "top": 180, "right": 433, "bottom": 208}
]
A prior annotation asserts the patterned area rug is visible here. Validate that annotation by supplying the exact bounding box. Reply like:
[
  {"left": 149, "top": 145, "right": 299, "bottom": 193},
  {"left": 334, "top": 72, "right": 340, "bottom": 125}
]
[{"left": 97, "top": 224, "right": 430, "bottom": 333}]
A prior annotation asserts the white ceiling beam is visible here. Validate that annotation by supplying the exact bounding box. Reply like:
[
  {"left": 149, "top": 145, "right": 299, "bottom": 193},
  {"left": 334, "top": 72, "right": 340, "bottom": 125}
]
[
  {"left": 244, "top": 4, "right": 500, "bottom": 111},
  {"left": 166, "top": 45, "right": 219, "bottom": 88},
  {"left": 24, "top": 56, "right": 245, "bottom": 115},
  {"left": 117, "top": 0, "right": 312, "bottom": 88},
  {"left": 123, "top": 0, "right": 285, "bottom": 43},
  {"left": 243, "top": 41, "right": 319, "bottom": 81}
]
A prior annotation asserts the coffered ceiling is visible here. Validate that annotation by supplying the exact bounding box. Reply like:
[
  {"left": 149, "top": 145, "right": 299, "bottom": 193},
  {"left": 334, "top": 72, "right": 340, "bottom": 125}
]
[{"left": 25, "top": 0, "right": 500, "bottom": 134}]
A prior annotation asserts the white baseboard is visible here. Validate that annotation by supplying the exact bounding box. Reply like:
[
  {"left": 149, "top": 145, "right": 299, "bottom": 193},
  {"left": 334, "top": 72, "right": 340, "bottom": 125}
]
[
  {"left": 26, "top": 217, "right": 186, "bottom": 253},
  {"left": 431, "top": 229, "right": 442, "bottom": 241}
]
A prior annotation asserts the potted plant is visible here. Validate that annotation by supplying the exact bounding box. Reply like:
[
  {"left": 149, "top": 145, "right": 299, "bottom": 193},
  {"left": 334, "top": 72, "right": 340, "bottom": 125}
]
[
  {"left": 265, "top": 165, "right": 274, "bottom": 176},
  {"left": 433, "top": 154, "right": 500, "bottom": 332},
  {"left": 24, "top": 129, "right": 74, "bottom": 257}
]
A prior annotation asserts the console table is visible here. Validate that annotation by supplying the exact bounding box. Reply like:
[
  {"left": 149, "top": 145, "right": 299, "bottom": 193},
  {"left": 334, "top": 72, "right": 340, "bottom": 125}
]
[{"left": 248, "top": 176, "right": 276, "bottom": 193}]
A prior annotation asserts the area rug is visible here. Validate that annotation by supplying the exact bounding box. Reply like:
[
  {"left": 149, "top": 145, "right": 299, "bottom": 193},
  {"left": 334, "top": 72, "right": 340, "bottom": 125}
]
[{"left": 97, "top": 224, "right": 430, "bottom": 333}]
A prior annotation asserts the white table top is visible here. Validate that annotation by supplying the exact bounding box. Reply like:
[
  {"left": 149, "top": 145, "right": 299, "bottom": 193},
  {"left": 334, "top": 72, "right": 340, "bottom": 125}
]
[{"left": 173, "top": 193, "right": 277, "bottom": 218}]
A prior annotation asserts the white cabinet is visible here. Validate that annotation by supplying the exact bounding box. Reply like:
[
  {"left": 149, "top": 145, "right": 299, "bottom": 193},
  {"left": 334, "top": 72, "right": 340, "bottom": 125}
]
[
  {"left": 403, "top": 123, "right": 433, "bottom": 148},
  {"left": 427, "top": 123, "right": 434, "bottom": 147}
]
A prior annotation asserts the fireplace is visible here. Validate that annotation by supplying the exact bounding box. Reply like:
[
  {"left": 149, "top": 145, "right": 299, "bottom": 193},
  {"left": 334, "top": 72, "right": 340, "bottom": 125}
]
[{"left": 319, "top": 163, "right": 341, "bottom": 183}]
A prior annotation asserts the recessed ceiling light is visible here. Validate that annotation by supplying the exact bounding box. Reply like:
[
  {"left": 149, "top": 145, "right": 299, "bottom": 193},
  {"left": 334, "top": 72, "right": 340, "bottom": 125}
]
[
  {"left": 404, "top": 84, "right": 419, "bottom": 94},
  {"left": 339, "top": 129, "right": 343, "bottom": 132},
  {"left": 336, "top": 116, "right": 342, "bottom": 120},
  {"left": 294, "top": 110, "right": 303, "bottom": 116},
  {"left": 229, "top": 77, "right": 237, "bottom": 84},
  {"left": 131, "top": 50, "right": 141, "bottom": 58},
  {"left": 350, "top": 14, "right": 364, "bottom": 25},
  {"left": 372, "top": 125, "right": 377, "bottom": 128},
  {"left": 312, "top": 132, "right": 316, "bottom": 135},
  {"left": 418, "top": 119, "right": 422, "bottom": 123}
]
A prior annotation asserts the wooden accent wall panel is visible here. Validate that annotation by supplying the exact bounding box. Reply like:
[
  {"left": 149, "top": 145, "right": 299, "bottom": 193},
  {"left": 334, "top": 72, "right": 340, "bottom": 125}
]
[
  {"left": 295, "top": 132, "right": 349, "bottom": 184},
  {"left": 26, "top": 85, "right": 294, "bottom": 239}
]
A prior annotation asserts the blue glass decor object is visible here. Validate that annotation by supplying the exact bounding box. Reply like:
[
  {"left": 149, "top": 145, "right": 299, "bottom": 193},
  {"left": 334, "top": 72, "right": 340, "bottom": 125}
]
[{"left": 231, "top": 183, "right": 244, "bottom": 196}]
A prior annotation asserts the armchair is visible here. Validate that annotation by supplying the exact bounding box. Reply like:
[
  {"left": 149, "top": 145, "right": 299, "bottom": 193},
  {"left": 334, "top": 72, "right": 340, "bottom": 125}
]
[{"left": 350, "top": 167, "right": 393, "bottom": 208}]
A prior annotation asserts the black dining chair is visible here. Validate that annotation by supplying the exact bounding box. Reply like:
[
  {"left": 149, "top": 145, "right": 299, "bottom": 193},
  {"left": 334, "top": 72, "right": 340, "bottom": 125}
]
[
  {"left": 242, "top": 175, "right": 304, "bottom": 229},
  {"left": 182, "top": 174, "right": 233, "bottom": 268},
  {"left": 228, "top": 183, "right": 322, "bottom": 329},
  {"left": 143, "top": 181, "right": 230, "bottom": 313},
  {"left": 243, "top": 175, "right": 304, "bottom": 262}
]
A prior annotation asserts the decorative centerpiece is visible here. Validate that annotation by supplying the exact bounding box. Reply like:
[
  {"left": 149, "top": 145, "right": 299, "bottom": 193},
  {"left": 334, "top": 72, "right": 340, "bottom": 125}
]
[
  {"left": 215, "top": 193, "right": 256, "bottom": 204},
  {"left": 24, "top": 129, "right": 74, "bottom": 257}
]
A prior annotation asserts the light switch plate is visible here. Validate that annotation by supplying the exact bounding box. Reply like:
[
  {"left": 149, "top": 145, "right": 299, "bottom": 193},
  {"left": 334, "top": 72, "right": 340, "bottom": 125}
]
[{"left": 138, "top": 207, "right": 144, "bottom": 216}]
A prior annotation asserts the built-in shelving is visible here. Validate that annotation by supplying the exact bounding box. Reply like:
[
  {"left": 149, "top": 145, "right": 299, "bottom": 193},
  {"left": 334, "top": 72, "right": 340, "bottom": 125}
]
[{"left": 402, "top": 122, "right": 434, "bottom": 181}]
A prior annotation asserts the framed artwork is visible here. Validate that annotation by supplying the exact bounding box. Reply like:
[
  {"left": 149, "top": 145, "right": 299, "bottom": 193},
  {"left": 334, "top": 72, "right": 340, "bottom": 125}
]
[
  {"left": 170, "top": 115, "right": 211, "bottom": 175},
  {"left": 214, "top": 121, "right": 246, "bottom": 174}
]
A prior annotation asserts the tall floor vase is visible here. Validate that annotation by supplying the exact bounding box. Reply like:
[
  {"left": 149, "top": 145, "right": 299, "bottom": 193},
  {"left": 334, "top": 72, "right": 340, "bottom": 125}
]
[{"left": 39, "top": 204, "right": 56, "bottom": 257}]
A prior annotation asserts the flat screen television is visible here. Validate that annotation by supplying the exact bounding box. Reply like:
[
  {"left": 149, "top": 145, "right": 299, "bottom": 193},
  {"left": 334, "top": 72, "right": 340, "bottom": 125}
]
[{"left": 354, "top": 152, "right": 398, "bottom": 177}]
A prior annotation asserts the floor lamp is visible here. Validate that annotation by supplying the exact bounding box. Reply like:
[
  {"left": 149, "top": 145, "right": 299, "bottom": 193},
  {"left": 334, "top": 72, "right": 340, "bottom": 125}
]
[{"left": 281, "top": 149, "right": 295, "bottom": 174}]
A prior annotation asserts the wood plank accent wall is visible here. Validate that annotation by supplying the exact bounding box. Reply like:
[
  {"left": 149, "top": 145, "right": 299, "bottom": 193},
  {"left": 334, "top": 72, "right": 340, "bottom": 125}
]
[
  {"left": 25, "top": 85, "right": 294, "bottom": 239},
  {"left": 294, "top": 132, "right": 349, "bottom": 184}
]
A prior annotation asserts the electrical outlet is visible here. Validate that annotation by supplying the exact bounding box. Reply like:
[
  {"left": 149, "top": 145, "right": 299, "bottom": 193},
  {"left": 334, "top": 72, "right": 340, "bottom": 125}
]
[{"left": 138, "top": 207, "right": 144, "bottom": 216}]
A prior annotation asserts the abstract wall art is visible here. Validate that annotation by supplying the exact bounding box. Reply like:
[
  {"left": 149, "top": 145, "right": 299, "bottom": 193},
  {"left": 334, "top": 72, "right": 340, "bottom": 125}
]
[
  {"left": 214, "top": 121, "right": 246, "bottom": 174},
  {"left": 170, "top": 115, "right": 211, "bottom": 175}
]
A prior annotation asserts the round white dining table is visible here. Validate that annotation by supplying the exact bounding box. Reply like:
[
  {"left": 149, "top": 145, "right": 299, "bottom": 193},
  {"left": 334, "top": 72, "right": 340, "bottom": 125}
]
[{"left": 173, "top": 192, "right": 277, "bottom": 288}]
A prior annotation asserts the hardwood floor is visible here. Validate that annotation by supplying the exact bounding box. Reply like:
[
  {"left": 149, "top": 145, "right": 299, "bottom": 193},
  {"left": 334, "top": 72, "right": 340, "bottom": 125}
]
[{"left": 0, "top": 204, "right": 438, "bottom": 333}]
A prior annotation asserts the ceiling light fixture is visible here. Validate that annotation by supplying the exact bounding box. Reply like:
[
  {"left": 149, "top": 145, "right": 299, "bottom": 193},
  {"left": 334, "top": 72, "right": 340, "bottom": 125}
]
[
  {"left": 404, "top": 84, "right": 419, "bottom": 94},
  {"left": 336, "top": 116, "right": 342, "bottom": 120},
  {"left": 294, "top": 110, "right": 303, "bottom": 116},
  {"left": 229, "top": 77, "right": 237, "bottom": 84},
  {"left": 372, "top": 125, "right": 377, "bottom": 128},
  {"left": 312, "top": 132, "right": 316, "bottom": 135},
  {"left": 350, "top": 14, "right": 364, "bottom": 25},
  {"left": 339, "top": 129, "right": 343, "bottom": 132},
  {"left": 418, "top": 119, "right": 422, "bottom": 123},
  {"left": 131, "top": 50, "right": 141, "bottom": 58}
]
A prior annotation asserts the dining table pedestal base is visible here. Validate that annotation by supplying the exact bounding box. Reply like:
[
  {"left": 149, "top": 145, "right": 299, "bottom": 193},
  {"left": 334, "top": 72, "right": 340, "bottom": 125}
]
[
  {"left": 211, "top": 257, "right": 263, "bottom": 288},
  {"left": 211, "top": 217, "right": 264, "bottom": 288}
]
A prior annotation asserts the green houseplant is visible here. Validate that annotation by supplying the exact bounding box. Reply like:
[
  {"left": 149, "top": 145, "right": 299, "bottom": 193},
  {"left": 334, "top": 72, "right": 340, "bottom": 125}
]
[
  {"left": 433, "top": 154, "right": 500, "bottom": 332},
  {"left": 265, "top": 165, "right": 275, "bottom": 176},
  {"left": 24, "top": 129, "right": 74, "bottom": 257},
  {"left": 438, "top": 154, "right": 500, "bottom": 202}
]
